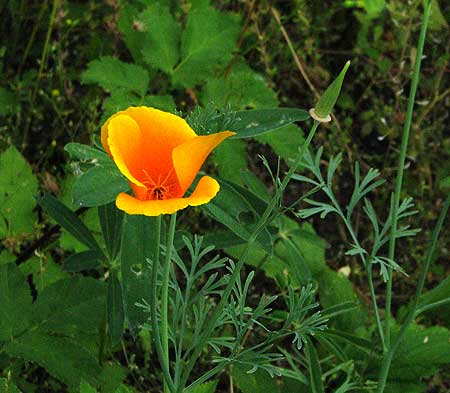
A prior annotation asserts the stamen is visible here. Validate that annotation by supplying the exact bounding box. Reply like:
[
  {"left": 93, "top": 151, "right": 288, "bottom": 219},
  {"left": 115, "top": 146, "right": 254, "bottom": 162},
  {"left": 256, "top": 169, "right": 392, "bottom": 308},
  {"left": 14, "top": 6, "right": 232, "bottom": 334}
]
[{"left": 141, "top": 169, "right": 176, "bottom": 201}]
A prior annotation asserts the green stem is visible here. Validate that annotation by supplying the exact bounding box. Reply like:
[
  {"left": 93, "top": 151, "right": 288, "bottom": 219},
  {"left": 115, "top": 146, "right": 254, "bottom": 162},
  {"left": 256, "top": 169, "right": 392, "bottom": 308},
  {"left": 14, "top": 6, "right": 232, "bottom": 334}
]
[
  {"left": 384, "top": 0, "right": 431, "bottom": 348},
  {"left": 150, "top": 216, "right": 176, "bottom": 393},
  {"left": 178, "top": 121, "right": 320, "bottom": 391},
  {"left": 377, "top": 192, "right": 449, "bottom": 392},
  {"left": 161, "top": 213, "right": 177, "bottom": 393}
]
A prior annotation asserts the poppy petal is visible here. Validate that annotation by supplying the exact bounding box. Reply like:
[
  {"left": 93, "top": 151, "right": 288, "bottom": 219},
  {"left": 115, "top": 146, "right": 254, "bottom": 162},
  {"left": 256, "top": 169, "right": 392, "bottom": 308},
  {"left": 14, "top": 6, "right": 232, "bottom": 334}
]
[
  {"left": 107, "top": 114, "right": 146, "bottom": 188},
  {"left": 115, "top": 176, "right": 220, "bottom": 216},
  {"left": 172, "top": 131, "right": 235, "bottom": 195}
]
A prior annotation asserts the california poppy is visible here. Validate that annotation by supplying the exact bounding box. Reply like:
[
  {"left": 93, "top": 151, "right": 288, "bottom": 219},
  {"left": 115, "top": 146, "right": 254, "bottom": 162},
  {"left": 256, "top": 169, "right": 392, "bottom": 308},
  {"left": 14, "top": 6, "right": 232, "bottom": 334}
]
[{"left": 101, "top": 106, "right": 234, "bottom": 216}]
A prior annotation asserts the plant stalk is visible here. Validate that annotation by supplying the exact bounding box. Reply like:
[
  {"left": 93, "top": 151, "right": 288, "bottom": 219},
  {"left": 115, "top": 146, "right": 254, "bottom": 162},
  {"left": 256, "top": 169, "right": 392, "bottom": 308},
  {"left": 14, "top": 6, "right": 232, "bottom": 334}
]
[
  {"left": 384, "top": 0, "right": 432, "bottom": 348},
  {"left": 150, "top": 216, "right": 176, "bottom": 393},
  {"left": 161, "top": 213, "right": 178, "bottom": 393}
]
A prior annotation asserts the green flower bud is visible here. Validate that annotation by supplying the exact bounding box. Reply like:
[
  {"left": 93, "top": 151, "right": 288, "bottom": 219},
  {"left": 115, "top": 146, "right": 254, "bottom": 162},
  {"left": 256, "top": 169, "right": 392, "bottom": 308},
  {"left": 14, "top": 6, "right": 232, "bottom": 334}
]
[{"left": 312, "top": 60, "right": 350, "bottom": 121}]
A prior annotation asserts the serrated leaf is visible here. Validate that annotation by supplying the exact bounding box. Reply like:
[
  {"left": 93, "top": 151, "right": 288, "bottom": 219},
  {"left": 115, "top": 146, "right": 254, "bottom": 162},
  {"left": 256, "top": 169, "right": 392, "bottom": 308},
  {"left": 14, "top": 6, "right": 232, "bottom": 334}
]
[
  {"left": 0, "top": 263, "right": 32, "bottom": 341},
  {"left": 80, "top": 380, "right": 97, "bottom": 393},
  {"left": 232, "top": 365, "right": 278, "bottom": 393},
  {"left": 172, "top": 7, "right": 240, "bottom": 87},
  {"left": 81, "top": 56, "right": 149, "bottom": 96},
  {"left": 65, "top": 143, "right": 111, "bottom": 165},
  {"left": 117, "top": 3, "right": 147, "bottom": 64},
  {"left": 72, "top": 165, "right": 130, "bottom": 207},
  {"left": 0, "top": 145, "right": 38, "bottom": 237},
  {"left": 141, "top": 3, "right": 180, "bottom": 73}
]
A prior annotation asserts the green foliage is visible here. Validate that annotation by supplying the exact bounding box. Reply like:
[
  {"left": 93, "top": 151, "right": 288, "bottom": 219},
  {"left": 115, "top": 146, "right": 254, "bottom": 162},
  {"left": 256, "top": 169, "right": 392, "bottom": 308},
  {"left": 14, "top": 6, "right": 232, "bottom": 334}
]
[
  {"left": 0, "top": 87, "right": 18, "bottom": 116},
  {"left": 184, "top": 380, "right": 217, "bottom": 393},
  {"left": 172, "top": 7, "right": 240, "bottom": 87},
  {"left": 81, "top": 56, "right": 149, "bottom": 97},
  {"left": 0, "top": 146, "right": 38, "bottom": 237}
]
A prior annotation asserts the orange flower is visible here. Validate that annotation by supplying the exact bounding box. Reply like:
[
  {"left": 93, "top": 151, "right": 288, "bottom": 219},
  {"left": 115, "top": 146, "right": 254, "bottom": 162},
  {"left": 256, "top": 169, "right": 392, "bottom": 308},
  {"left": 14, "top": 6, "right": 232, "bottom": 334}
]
[{"left": 101, "top": 107, "right": 234, "bottom": 216}]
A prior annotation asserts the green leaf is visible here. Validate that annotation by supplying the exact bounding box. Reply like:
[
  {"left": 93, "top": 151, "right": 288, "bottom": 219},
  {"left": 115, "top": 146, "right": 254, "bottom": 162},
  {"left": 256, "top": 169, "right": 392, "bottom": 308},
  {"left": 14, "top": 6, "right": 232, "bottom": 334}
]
[
  {"left": 202, "top": 65, "right": 278, "bottom": 110},
  {"left": 108, "top": 271, "right": 124, "bottom": 346},
  {"left": 212, "top": 139, "right": 248, "bottom": 184},
  {"left": 0, "top": 145, "right": 38, "bottom": 237},
  {"left": 37, "top": 194, "right": 103, "bottom": 252},
  {"left": 0, "top": 87, "right": 18, "bottom": 116},
  {"left": 305, "top": 338, "right": 324, "bottom": 393},
  {"left": 184, "top": 380, "right": 218, "bottom": 393},
  {"left": 428, "top": 0, "right": 449, "bottom": 31},
  {"left": 65, "top": 143, "right": 111, "bottom": 165},
  {"left": 141, "top": 3, "right": 180, "bottom": 73},
  {"left": 80, "top": 380, "right": 97, "bottom": 393},
  {"left": 63, "top": 250, "right": 104, "bottom": 272},
  {"left": 99, "top": 203, "right": 124, "bottom": 261},
  {"left": 31, "top": 276, "right": 106, "bottom": 335},
  {"left": 5, "top": 331, "right": 123, "bottom": 390},
  {"left": 120, "top": 215, "right": 159, "bottom": 336},
  {"left": 0, "top": 263, "right": 32, "bottom": 342},
  {"left": 117, "top": 3, "right": 147, "bottom": 64},
  {"left": 256, "top": 124, "right": 304, "bottom": 165},
  {"left": 172, "top": 7, "right": 240, "bottom": 87},
  {"left": 202, "top": 179, "right": 273, "bottom": 255},
  {"left": 232, "top": 365, "right": 279, "bottom": 393},
  {"left": 72, "top": 165, "right": 130, "bottom": 207},
  {"left": 81, "top": 56, "right": 149, "bottom": 97},
  {"left": 363, "top": 0, "right": 385, "bottom": 16},
  {"left": 231, "top": 109, "right": 309, "bottom": 139}
]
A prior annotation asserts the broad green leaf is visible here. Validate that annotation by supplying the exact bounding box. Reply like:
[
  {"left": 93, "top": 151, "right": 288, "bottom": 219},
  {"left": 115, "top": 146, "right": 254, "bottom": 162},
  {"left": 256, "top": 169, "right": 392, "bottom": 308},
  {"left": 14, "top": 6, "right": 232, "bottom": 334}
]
[
  {"left": 5, "top": 331, "right": 123, "bottom": 390},
  {"left": 63, "top": 250, "right": 104, "bottom": 272},
  {"left": 0, "top": 378, "right": 22, "bottom": 392},
  {"left": 255, "top": 124, "right": 305, "bottom": 164},
  {"left": 202, "top": 65, "right": 278, "bottom": 110},
  {"left": 37, "top": 194, "right": 103, "bottom": 252},
  {"left": 0, "top": 145, "right": 38, "bottom": 237},
  {"left": 99, "top": 203, "right": 124, "bottom": 261},
  {"left": 172, "top": 7, "right": 240, "bottom": 87},
  {"left": 202, "top": 179, "right": 273, "bottom": 255},
  {"left": 0, "top": 263, "right": 32, "bottom": 341},
  {"left": 305, "top": 338, "right": 324, "bottom": 393},
  {"left": 141, "top": 3, "right": 180, "bottom": 73},
  {"left": 31, "top": 276, "right": 106, "bottom": 335},
  {"left": 232, "top": 366, "right": 278, "bottom": 393},
  {"left": 0, "top": 87, "right": 18, "bottom": 116},
  {"left": 81, "top": 56, "right": 149, "bottom": 97},
  {"left": 184, "top": 380, "right": 217, "bottom": 393},
  {"left": 120, "top": 215, "right": 159, "bottom": 336},
  {"left": 72, "top": 165, "right": 130, "bottom": 207},
  {"left": 19, "top": 254, "right": 68, "bottom": 292},
  {"left": 212, "top": 139, "right": 248, "bottom": 185},
  {"left": 364, "top": 0, "right": 385, "bottom": 16},
  {"left": 114, "top": 385, "right": 135, "bottom": 393},
  {"left": 117, "top": 3, "right": 147, "bottom": 64},
  {"left": 232, "top": 109, "right": 309, "bottom": 139},
  {"left": 108, "top": 271, "right": 124, "bottom": 346}
]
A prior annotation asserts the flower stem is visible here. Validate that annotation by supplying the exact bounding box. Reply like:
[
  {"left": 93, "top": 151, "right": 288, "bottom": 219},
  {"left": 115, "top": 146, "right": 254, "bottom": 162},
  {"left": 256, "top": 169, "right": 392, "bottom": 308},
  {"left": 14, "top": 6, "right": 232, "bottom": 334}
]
[
  {"left": 384, "top": 0, "right": 431, "bottom": 349},
  {"left": 377, "top": 192, "right": 449, "bottom": 392},
  {"left": 178, "top": 121, "right": 320, "bottom": 391},
  {"left": 150, "top": 216, "right": 176, "bottom": 393},
  {"left": 161, "top": 213, "right": 177, "bottom": 393}
]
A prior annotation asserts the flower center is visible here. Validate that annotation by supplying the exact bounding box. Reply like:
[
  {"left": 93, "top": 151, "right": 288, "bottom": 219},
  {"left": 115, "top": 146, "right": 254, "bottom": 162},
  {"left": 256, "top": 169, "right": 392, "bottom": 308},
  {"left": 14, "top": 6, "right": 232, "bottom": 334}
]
[{"left": 141, "top": 169, "right": 175, "bottom": 201}]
